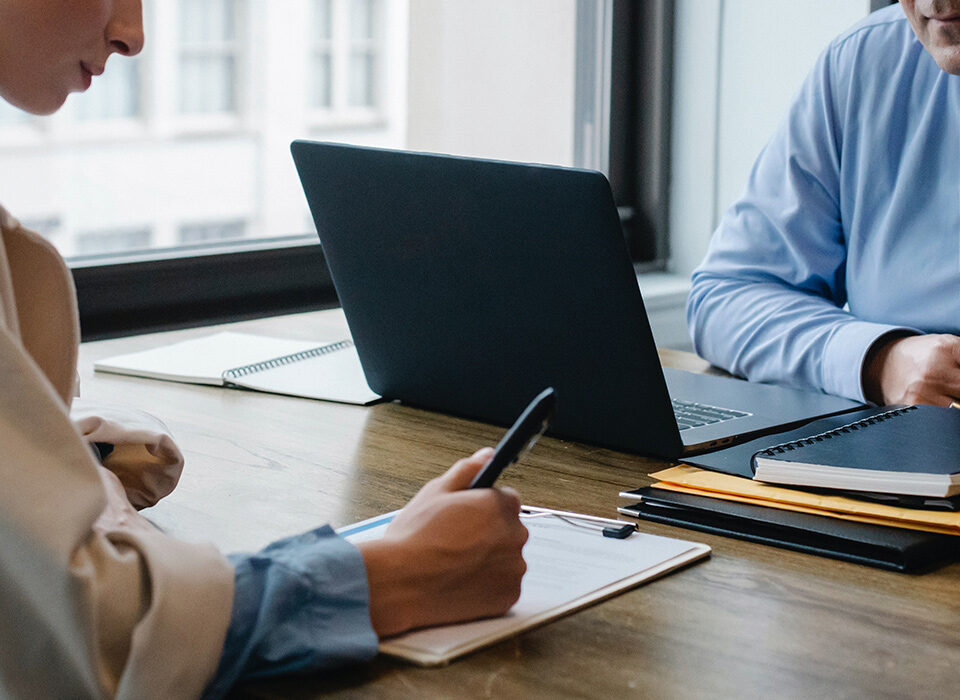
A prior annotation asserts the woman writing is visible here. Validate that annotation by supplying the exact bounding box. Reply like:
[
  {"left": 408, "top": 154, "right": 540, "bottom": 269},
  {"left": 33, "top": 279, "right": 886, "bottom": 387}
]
[{"left": 0, "top": 1, "right": 528, "bottom": 697}]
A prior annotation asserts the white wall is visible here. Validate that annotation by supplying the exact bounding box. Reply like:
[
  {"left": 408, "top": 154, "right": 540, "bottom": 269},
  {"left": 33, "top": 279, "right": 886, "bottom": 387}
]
[
  {"left": 668, "top": 0, "right": 874, "bottom": 278},
  {"left": 405, "top": 0, "right": 577, "bottom": 166}
]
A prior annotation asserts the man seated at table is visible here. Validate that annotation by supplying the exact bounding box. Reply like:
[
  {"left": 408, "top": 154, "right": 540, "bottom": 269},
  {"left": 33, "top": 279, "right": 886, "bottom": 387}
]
[{"left": 686, "top": 1, "right": 960, "bottom": 408}]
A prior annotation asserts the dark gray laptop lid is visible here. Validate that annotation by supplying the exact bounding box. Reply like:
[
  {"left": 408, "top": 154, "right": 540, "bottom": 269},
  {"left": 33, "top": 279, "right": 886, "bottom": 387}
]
[{"left": 292, "top": 140, "right": 684, "bottom": 458}]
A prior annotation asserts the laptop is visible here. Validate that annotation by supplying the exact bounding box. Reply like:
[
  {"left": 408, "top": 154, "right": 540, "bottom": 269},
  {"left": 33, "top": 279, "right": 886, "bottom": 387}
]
[{"left": 291, "top": 141, "right": 861, "bottom": 459}]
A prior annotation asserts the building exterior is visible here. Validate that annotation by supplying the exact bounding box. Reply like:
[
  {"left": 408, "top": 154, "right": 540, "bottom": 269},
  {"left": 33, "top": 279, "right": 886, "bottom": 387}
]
[{"left": 0, "top": 0, "right": 577, "bottom": 260}]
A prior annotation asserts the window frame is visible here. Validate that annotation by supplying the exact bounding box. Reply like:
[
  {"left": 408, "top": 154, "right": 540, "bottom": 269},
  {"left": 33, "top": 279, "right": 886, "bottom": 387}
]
[
  {"left": 74, "top": 238, "right": 339, "bottom": 339},
  {"left": 74, "top": 0, "right": 675, "bottom": 340},
  {"left": 608, "top": 0, "right": 674, "bottom": 268}
]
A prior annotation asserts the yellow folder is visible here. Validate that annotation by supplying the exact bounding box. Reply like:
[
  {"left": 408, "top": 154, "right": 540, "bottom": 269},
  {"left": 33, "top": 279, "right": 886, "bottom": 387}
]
[{"left": 650, "top": 465, "right": 960, "bottom": 536}]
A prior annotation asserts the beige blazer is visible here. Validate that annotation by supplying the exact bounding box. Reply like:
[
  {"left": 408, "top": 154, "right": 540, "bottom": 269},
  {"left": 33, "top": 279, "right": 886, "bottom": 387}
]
[{"left": 0, "top": 206, "right": 233, "bottom": 699}]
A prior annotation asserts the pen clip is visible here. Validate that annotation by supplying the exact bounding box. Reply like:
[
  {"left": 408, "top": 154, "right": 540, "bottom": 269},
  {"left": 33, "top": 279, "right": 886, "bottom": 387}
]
[{"left": 520, "top": 507, "right": 637, "bottom": 539}]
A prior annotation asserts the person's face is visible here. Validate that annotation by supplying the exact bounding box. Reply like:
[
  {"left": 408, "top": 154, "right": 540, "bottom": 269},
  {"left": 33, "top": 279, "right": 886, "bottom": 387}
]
[
  {"left": 901, "top": 0, "right": 960, "bottom": 74},
  {"left": 0, "top": 0, "right": 144, "bottom": 115}
]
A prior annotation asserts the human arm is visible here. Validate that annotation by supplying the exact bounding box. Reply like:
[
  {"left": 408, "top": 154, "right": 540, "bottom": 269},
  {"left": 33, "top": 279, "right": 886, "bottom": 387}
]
[
  {"left": 202, "top": 448, "right": 527, "bottom": 697},
  {"left": 0, "top": 328, "right": 233, "bottom": 699},
  {"left": 686, "top": 44, "right": 914, "bottom": 402}
]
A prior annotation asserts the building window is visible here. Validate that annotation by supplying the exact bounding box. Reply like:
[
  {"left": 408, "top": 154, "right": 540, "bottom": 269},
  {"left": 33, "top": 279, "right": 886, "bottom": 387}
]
[
  {"left": 312, "top": 0, "right": 334, "bottom": 108},
  {"left": 74, "top": 56, "right": 142, "bottom": 122},
  {"left": 20, "top": 216, "right": 63, "bottom": 240},
  {"left": 310, "top": 0, "right": 380, "bottom": 112},
  {"left": 74, "top": 227, "right": 152, "bottom": 256},
  {"left": 0, "top": 99, "right": 29, "bottom": 125},
  {"left": 348, "top": 0, "right": 378, "bottom": 108},
  {"left": 178, "top": 219, "right": 247, "bottom": 245},
  {"left": 1, "top": 0, "right": 633, "bottom": 337},
  {"left": 179, "top": 0, "right": 241, "bottom": 115}
]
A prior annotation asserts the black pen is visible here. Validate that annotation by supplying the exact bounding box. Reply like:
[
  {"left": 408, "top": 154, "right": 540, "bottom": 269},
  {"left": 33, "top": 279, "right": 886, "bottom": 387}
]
[{"left": 469, "top": 387, "right": 556, "bottom": 489}]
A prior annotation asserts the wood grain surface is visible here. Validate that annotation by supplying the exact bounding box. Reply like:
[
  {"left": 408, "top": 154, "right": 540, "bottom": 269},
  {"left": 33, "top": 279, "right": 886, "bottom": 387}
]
[{"left": 78, "top": 309, "right": 960, "bottom": 699}]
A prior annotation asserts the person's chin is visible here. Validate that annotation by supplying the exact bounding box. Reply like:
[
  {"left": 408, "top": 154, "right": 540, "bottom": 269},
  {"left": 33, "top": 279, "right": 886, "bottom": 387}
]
[
  {"left": 16, "top": 90, "right": 68, "bottom": 116},
  {"left": 0, "top": 81, "right": 68, "bottom": 115},
  {"left": 930, "top": 45, "right": 960, "bottom": 74}
]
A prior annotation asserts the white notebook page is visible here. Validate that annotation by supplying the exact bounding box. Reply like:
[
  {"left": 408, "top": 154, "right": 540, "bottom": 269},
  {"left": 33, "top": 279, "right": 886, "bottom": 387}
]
[
  {"left": 231, "top": 342, "right": 380, "bottom": 405},
  {"left": 341, "top": 510, "right": 709, "bottom": 665},
  {"left": 95, "top": 332, "right": 325, "bottom": 385}
]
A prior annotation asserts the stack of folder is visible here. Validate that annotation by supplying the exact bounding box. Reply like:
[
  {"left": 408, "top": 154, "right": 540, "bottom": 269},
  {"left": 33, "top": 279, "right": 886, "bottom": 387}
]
[{"left": 619, "top": 406, "right": 960, "bottom": 572}]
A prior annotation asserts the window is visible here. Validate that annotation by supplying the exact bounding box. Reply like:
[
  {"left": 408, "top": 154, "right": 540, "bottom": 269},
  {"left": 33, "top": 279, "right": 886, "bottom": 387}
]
[
  {"left": 309, "top": 0, "right": 382, "bottom": 119},
  {"left": 0, "top": 99, "right": 29, "bottom": 125},
  {"left": 347, "top": 0, "right": 378, "bottom": 108},
  {"left": 311, "top": 0, "right": 334, "bottom": 108},
  {"left": 179, "top": 219, "right": 247, "bottom": 245},
  {"left": 75, "top": 56, "right": 141, "bottom": 122},
  {"left": 0, "top": 0, "right": 664, "bottom": 338},
  {"left": 74, "top": 227, "right": 152, "bottom": 256},
  {"left": 179, "top": 0, "right": 241, "bottom": 115},
  {"left": 20, "top": 216, "right": 62, "bottom": 240}
]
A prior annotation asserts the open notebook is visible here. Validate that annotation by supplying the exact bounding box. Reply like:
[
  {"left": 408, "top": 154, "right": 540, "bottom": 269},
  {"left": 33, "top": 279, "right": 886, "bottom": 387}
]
[
  {"left": 94, "top": 332, "right": 381, "bottom": 405},
  {"left": 339, "top": 509, "right": 709, "bottom": 666}
]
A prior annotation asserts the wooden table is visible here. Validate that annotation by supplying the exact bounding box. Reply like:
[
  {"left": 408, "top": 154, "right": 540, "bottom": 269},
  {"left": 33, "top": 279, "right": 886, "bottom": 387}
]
[{"left": 79, "top": 309, "right": 960, "bottom": 699}]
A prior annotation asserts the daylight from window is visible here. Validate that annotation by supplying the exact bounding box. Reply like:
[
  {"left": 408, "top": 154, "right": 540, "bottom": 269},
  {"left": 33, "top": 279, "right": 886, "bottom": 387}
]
[{"left": 0, "top": 0, "right": 578, "bottom": 261}]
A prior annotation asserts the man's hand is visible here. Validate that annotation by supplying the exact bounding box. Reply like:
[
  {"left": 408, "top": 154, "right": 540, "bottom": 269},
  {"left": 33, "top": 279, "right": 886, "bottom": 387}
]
[
  {"left": 863, "top": 333, "right": 960, "bottom": 406},
  {"left": 357, "top": 447, "right": 529, "bottom": 638}
]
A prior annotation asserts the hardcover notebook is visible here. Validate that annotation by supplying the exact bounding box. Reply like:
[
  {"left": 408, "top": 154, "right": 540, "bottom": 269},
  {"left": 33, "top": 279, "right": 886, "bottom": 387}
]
[
  {"left": 681, "top": 406, "right": 960, "bottom": 510},
  {"left": 94, "top": 332, "right": 381, "bottom": 405},
  {"left": 339, "top": 509, "right": 709, "bottom": 666},
  {"left": 751, "top": 405, "right": 960, "bottom": 498}
]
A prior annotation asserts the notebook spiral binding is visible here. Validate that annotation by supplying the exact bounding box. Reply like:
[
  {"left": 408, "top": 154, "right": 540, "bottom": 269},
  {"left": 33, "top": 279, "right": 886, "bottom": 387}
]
[
  {"left": 756, "top": 405, "right": 918, "bottom": 457},
  {"left": 222, "top": 339, "right": 355, "bottom": 380}
]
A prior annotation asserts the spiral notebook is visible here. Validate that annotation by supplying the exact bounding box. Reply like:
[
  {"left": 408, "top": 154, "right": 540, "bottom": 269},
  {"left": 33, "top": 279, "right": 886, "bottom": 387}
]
[
  {"left": 94, "top": 332, "right": 381, "bottom": 405},
  {"left": 750, "top": 405, "right": 960, "bottom": 498}
]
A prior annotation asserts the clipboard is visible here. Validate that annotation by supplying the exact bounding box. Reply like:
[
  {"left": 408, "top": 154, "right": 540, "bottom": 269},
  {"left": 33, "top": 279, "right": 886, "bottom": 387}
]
[{"left": 338, "top": 508, "right": 710, "bottom": 666}]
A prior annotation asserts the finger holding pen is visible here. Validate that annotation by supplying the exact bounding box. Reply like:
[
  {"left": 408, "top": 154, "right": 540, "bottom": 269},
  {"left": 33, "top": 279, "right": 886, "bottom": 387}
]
[{"left": 357, "top": 447, "right": 529, "bottom": 638}]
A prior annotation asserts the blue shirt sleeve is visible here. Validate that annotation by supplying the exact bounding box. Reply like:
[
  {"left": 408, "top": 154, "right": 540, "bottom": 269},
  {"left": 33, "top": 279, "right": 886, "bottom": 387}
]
[
  {"left": 201, "top": 526, "right": 379, "bottom": 699},
  {"left": 686, "top": 30, "right": 915, "bottom": 402}
]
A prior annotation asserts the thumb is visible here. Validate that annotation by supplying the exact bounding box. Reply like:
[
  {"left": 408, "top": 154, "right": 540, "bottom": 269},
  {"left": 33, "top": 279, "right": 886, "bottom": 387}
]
[{"left": 438, "top": 447, "right": 495, "bottom": 491}]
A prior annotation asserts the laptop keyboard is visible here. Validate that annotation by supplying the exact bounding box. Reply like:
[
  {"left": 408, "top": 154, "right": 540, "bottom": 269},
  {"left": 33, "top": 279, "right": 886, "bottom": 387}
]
[{"left": 671, "top": 398, "right": 751, "bottom": 431}]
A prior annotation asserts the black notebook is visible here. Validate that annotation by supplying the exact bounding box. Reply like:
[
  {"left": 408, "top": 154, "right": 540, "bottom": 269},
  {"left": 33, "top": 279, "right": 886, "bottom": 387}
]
[
  {"left": 618, "top": 487, "right": 958, "bottom": 572},
  {"left": 681, "top": 406, "right": 960, "bottom": 511},
  {"left": 750, "top": 405, "right": 960, "bottom": 498}
]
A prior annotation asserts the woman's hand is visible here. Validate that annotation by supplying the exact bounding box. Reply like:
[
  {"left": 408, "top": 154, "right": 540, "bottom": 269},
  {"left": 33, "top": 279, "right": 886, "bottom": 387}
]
[{"left": 358, "top": 447, "right": 529, "bottom": 638}]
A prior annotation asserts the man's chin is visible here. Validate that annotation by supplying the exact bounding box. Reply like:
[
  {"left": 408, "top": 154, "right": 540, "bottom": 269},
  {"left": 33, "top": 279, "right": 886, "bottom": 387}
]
[{"left": 930, "top": 47, "right": 960, "bottom": 75}]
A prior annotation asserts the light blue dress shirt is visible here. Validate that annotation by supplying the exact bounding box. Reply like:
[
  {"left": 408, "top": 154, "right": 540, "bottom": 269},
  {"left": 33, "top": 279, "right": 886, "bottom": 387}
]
[
  {"left": 202, "top": 526, "right": 379, "bottom": 699},
  {"left": 686, "top": 5, "right": 960, "bottom": 402}
]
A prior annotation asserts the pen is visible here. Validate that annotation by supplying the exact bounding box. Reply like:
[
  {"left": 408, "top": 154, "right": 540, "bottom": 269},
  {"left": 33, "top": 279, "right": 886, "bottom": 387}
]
[{"left": 469, "top": 388, "right": 555, "bottom": 489}]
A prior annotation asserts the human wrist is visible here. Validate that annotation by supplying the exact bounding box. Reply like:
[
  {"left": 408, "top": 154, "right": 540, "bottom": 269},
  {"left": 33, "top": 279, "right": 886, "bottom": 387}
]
[
  {"left": 862, "top": 331, "right": 912, "bottom": 404},
  {"left": 357, "top": 538, "right": 422, "bottom": 638}
]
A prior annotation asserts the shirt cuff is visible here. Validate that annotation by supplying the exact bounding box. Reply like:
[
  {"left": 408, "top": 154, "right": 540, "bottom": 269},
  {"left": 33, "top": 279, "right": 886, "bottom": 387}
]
[
  {"left": 202, "top": 526, "right": 379, "bottom": 699},
  {"left": 821, "top": 321, "right": 919, "bottom": 403}
]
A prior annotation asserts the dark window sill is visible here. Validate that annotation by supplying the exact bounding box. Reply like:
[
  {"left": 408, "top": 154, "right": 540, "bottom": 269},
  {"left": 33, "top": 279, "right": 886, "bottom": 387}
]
[{"left": 73, "top": 242, "right": 339, "bottom": 341}]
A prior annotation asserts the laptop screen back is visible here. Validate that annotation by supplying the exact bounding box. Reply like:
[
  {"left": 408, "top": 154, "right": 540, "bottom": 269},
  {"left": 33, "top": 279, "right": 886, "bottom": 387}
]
[{"left": 292, "top": 141, "right": 683, "bottom": 458}]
